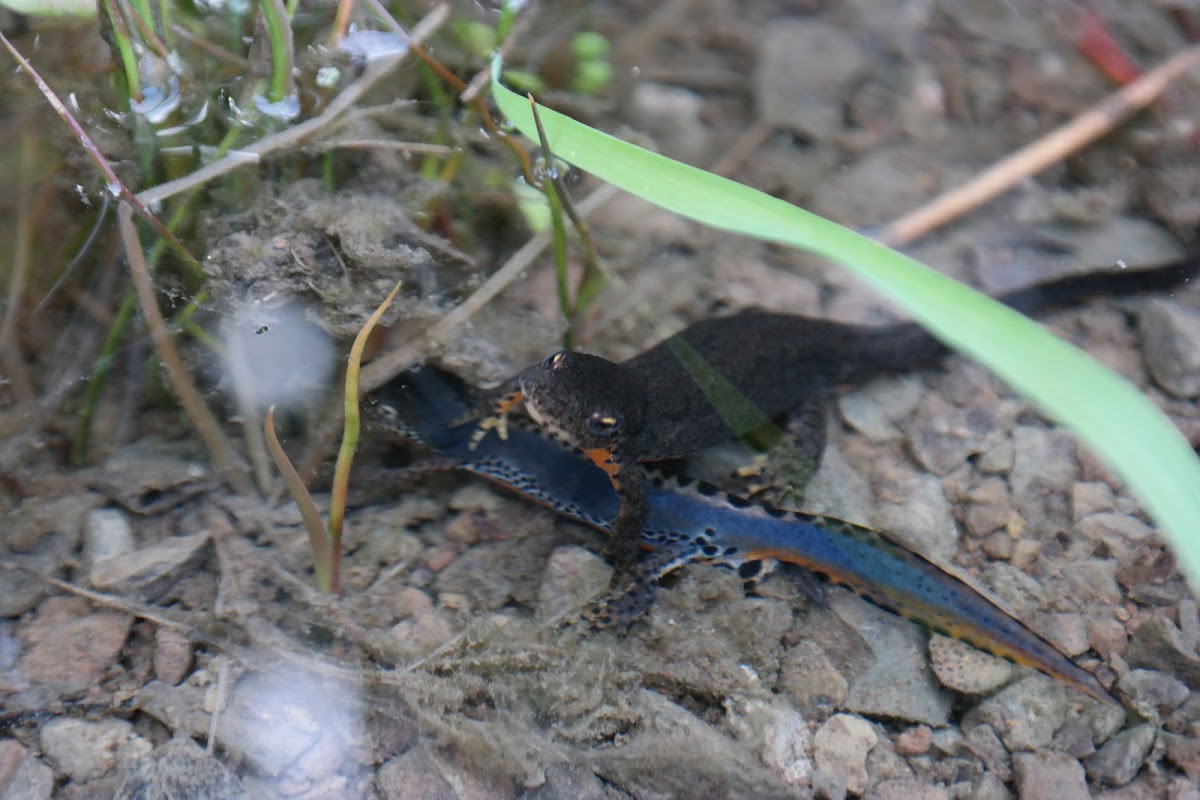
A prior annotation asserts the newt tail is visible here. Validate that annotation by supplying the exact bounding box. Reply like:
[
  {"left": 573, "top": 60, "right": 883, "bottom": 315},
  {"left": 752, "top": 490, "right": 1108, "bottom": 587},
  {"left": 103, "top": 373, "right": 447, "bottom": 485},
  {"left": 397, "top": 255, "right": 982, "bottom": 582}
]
[{"left": 369, "top": 364, "right": 1116, "bottom": 705}]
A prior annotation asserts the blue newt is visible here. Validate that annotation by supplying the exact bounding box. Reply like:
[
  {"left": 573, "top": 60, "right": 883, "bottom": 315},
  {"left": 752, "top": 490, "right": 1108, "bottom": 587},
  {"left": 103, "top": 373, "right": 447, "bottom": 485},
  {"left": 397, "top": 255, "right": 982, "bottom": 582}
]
[{"left": 370, "top": 364, "right": 1115, "bottom": 704}]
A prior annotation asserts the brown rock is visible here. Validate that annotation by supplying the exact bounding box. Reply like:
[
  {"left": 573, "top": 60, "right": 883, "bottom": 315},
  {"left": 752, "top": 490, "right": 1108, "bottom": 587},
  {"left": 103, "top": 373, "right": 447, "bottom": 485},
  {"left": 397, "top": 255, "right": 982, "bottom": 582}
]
[{"left": 20, "top": 604, "right": 132, "bottom": 687}]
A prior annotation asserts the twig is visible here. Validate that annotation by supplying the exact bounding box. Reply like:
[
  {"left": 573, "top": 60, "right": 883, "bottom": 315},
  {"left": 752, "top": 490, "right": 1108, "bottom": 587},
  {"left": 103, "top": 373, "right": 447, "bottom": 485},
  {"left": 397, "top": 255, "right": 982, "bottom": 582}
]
[
  {"left": 206, "top": 656, "right": 229, "bottom": 753},
  {"left": 875, "top": 43, "right": 1200, "bottom": 248},
  {"left": 312, "top": 139, "right": 457, "bottom": 156},
  {"left": 0, "top": 556, "right": 263, "bottom": 667},
  {"left": 118, "top": 204, "right": 254, "bottom": 493}
]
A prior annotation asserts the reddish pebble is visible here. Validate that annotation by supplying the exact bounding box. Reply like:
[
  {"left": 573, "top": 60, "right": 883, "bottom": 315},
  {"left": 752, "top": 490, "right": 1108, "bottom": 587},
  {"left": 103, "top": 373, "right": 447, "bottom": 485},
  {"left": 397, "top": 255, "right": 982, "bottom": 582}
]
[
  {"left": 424, "top": 544, "right": 458, "bottom": 573},
  {"left": 1088, "top": 618, "right": 1128, "bottom": 659},
  {"left": 895, "top": 725, "right": 933, "bottom": 756}
]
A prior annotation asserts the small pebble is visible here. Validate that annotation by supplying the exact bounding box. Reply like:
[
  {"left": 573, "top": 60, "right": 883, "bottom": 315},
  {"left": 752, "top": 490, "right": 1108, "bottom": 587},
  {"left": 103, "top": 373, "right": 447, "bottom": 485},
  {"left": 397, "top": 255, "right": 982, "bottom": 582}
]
[
  {"left": 1138, "top": 298, "right": 1200, "bottom": 398},
  {"left": 973, "top": 677, "right": 1070, "bottom": 751},
  {"left": 1071, "top": 481, "right": 1115, "bottom": 521},
  {"left": 152, "top": 628, "right": 193, "bottom": 686},
  {"left": 928, "top": 635, "right": 1013, "bottom": 696},
  {"left": 1118, "top": 669, "right": 1190, "bottom": 712},
  {"left": 1163, "top": 732, "right": 1200, "bottom": 784},
  {"left": 537, "top": 546, "right": 611, "bottom": 620},
  {"left": 812, "top": 714, "right": 876, "bottom": 797},
  {"left": 1127, "top": 615, "right": 1200, "bottom": 686},
  {"left": 871, "top": 473, "right": 958, "bottom": 564},
  {"left": 1013, "top": 750, "right": 1089, "bottom": 800},
  {"left": 423, "top": 544, "right": 458, "bottom": 573},
  {"left": 1084, "top": 723, "right": 1155, "bottom": 787},
  {"left": 20, "top": 605, "right": 132, "bottom": 687},
  {"left": 376, "top": 747, "right": 456, "bottom": 800},
  {"left": 1088, "top": 618, "right": 1128, "bottom": 660},
  {"left": 894, "top": 725, "right": 933, "bottom": 757},
  {"left": 82, "top": 508, "right": 136, "bottom": 567},
  {"left": 40, "top": 718, "right": 151, "bottom": 783}
]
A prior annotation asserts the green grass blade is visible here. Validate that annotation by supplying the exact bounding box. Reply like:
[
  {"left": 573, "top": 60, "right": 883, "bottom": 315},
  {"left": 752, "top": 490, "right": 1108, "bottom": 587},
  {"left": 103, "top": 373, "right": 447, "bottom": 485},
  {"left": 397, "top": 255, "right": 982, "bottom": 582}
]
[{"left": 491, "top": 59, "right": 1200, "bottom": 586}]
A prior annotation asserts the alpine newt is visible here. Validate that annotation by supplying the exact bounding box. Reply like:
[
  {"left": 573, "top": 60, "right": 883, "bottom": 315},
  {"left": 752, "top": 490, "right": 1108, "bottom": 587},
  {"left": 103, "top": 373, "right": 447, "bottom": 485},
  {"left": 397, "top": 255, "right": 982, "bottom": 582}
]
[{"left": 370, "top": 363, "right": 1116, "bottom": 704}]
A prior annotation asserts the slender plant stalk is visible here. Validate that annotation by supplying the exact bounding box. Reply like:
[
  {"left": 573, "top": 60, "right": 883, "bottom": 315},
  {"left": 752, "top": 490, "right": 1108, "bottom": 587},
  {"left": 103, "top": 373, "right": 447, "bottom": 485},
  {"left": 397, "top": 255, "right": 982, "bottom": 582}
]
[{"left": 265, "top": 406, "right": 332, "bottom": 592}]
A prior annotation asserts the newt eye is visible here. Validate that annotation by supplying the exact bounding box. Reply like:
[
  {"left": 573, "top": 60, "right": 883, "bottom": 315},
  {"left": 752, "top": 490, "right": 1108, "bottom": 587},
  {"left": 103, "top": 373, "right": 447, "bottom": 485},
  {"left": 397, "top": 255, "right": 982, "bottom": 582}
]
[
  {"left": 588, "top": 412, "right": 622, "bottom": 436},
  {"left": 542, "top": 351, "right": 566, "bottom": 370}
]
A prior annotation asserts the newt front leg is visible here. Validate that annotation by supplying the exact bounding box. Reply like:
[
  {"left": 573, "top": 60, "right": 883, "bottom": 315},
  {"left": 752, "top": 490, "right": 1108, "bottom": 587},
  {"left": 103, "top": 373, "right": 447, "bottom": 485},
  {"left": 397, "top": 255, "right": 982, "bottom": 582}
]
[
  {"left": 583, "top": 446, "right": 648, "bottom": 573},
  {"left": 468, "top": 378, "right": 524, "bottom": 450}
]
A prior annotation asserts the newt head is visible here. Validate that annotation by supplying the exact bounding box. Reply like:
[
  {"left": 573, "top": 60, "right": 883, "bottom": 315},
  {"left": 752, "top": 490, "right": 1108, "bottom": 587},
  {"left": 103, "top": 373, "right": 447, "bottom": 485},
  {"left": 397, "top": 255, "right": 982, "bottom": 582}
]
[{"left": 518, "top": 350, "right": 649, "bottom": 454}]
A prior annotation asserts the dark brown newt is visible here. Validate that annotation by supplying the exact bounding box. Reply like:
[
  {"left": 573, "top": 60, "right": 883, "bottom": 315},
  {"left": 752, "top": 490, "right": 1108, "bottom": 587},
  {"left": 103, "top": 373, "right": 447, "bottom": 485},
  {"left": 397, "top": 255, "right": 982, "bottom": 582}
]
[{"left": 485, "top": 256, "right": 1200, "bottom": 572}]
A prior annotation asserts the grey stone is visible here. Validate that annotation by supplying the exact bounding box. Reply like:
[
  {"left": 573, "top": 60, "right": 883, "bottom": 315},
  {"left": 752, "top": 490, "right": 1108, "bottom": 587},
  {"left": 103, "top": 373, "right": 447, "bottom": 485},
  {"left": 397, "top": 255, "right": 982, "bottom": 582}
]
[
  {"left": 833, "top": 593, "right": 954, "bottom": 726},
  {"left": 1084, "top": 723, "right": 1155, "bottom": 787},
  {"left": 804, "top": 446, "right": 873, "bottom": 524},
  {"left": 939, "top": 0, "right": 1048, "bottom": 48},
  {"left": 82, "top": 507, "right": 136, "bottom": 568},
  {"left": 0, "top": 534, "right": 71, "bottom": 618},
  {"left": 870, "top": 778, "right": 953, "bottom": 800},
  {"left": 811, "top": 145, "right": 946, "bottom": 228},
  {"left": 812, "top": 714, "right": 876, "bottom": 797},
  {"left": 1075, "top": 512, "right": 1154, "bottom": 548},
  {"left": 376, "top": 748, "right": 457, "bottom": 800},
  {"left": 536, "top": 546, "right": 611, "bottom": 620},
  {"left": 1013, "top": 751, "right": 1088, "bottom": 800},
  {"left": 779, "top": 638, "right": 849, "bottom": 716},
  {"left": 871, "top": 473, "right": 958, "bottom": 564},
  {"left": 976, "top": 437, "right": 1014, "bottom": 475},
  {"left": 217, "top": 670, "right": 361, "bottom": 779},
  {"left": 1118, "top": 669, "right": 1191, "bottom": 712},
  {"left": 0, "top": 755, "right": 53, "bottom": 800},
  {"left": 1127, "top": 615, "right": 1200, "bottom": 688},
  {"left": 905, "top": 392, "right": 1003, "bottom": 475},
  {"left": 434, "top": 544, "right": 513, "bottom": 611},
  {"left": 88, "top": 533, "right": 210, "bottom": 593},
  {"left": 7, "top": 493, "right": 104, "bottom": 552},
  {"left": 838, "top": 375, "right": 923, "bottom": 442},
  {"left": 522, "top": 765, "right": 613, "bottom": 800},
  {"left": 971, "top": 676, "right": 1070, "bottom": 751},
  {"left": 755, "top": 21, "right": 867, "bottom": 139},
  {"left": 1071, "top": 481, "right": 1116, "bottom": 521},
  {"left": 40, "top": 719, "right": 151, "bottom": 783},
  {"left": 1010, "top": 425, "right": 1077, "bottom": 498},
  {"left": 1138, "top": 298, "right": 1200, "bottom": 398},
  {"left": 114, "top": 739, "right": 248, "bottom": 800},
  {"left": 928, "top": 634, "right": 1014, "bottom": 697},
  {"left": 630, "top": 83, "right": 711, "bottom": 163},
  {"left": 1059, "top": 558, "right": 1122, "bottom": 607}
]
